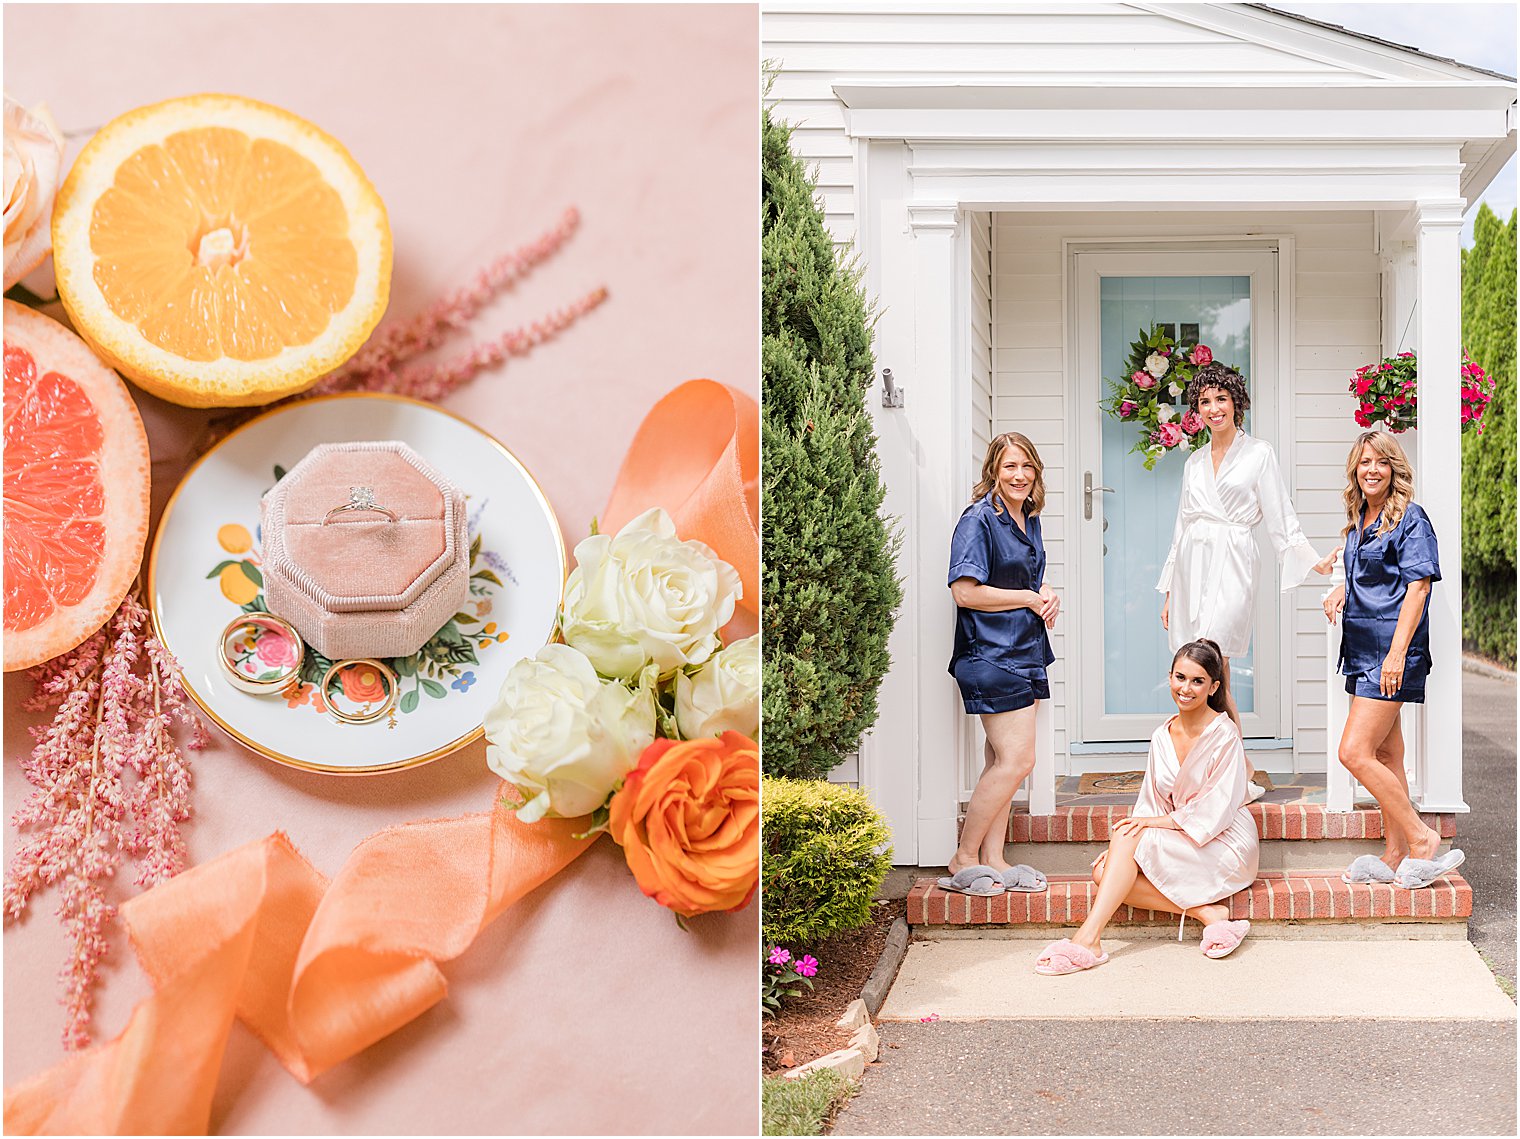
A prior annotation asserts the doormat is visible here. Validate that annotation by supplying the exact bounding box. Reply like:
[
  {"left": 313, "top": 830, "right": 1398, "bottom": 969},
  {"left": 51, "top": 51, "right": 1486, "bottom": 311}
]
[
  {"left": 1078, "top": 772, "right": 1144, "bottom": 795},
  {"left": 1076, "top": 770, "right": 1276, "bottom": 794}
]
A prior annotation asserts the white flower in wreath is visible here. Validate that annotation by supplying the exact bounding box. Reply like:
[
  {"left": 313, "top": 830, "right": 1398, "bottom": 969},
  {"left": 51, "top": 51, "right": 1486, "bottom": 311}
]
[
  {"left": 1168, "top": 380, "right": 1185, "bottom": 398},
  {"left": 1145, "top": 352, "right": 1170, "bottom": 379},
  {"left": 1157, "top": 404, "right": 1176, "bottom": 423}
]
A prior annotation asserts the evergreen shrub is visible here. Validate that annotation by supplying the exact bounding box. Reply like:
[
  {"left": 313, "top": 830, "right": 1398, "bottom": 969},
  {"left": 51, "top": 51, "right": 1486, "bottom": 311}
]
[
  {"left": 762, "top": 776, "right": 892, "bottom": 946},
  {"left": 762, "top": 104, "right": 902, "bottom": 778},
  {"left": 1460, "top": 205, "right": 1517, "bottom": 666}
]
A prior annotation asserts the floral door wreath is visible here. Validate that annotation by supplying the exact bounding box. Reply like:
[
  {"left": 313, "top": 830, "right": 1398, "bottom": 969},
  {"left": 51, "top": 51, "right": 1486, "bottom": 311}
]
[{"left": 1099, "top": 325, "right": 1242, "bottom": 470}]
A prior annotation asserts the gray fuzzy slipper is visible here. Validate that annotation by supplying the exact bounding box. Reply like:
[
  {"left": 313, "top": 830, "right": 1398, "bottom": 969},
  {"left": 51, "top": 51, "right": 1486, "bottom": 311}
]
[
  {"left": 1342, "top": 854, "right": 1397, "bottom": 885},
  {"left": 1002, "top": 864, "right": 1048, "bottom": 892},
  {"left": 937, "top": 865, "right": 1005, "bottom": 896},
  {"left": 1395, "top": 849, "right": 1466, "bottom": 890}
]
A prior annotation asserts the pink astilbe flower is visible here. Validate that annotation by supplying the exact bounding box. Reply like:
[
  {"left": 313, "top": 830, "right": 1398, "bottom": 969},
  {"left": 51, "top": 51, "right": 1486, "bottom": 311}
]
[
  {"left": 309, "top": 207, "right": 608, "bottom": 403},
  {"left": 4, "top": 588, "right": 206, "bottom": 1050}
]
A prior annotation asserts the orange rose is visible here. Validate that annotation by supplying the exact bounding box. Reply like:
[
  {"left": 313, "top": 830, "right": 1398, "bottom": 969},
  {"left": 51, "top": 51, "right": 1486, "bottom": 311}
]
[
  {"left": 339, "top": 663, "right": 388, "bottom": 703},
  {"left": 607, "top": 731, "right": 758, "bottom": 918}
]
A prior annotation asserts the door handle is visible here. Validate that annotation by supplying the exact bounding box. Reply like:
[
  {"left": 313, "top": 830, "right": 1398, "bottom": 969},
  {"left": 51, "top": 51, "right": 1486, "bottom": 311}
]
[{"left": 1084, "top": 471, "right": 1115, "bottom": 521}]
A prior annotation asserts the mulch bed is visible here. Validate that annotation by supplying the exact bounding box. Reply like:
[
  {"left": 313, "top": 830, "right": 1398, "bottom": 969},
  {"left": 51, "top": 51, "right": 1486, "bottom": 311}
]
[{"left": 763, "top": 898, "right": 906, "bottom": 1075}]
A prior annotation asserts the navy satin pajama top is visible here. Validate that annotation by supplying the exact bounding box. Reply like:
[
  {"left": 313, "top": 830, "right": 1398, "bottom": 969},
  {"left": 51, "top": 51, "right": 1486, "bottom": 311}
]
[
  {"left": 1339, "top": 502, "right": 1441, "bottom": 679},
  {"left": 947, "top": 493, "right": 1055, "bottom": 677}
]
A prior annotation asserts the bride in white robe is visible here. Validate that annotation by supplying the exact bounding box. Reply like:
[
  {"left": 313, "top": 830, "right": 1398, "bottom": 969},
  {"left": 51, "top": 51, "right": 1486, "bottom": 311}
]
[{"left": 1157, "top": 364, "right": 1336, "bottom": 734}]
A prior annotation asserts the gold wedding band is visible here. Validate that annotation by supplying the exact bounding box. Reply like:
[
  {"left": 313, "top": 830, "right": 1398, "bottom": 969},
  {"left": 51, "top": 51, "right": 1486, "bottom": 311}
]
[
  {"left": 218, "top": 613, "right": 305, "bottom": 696},
  {"left": 320, "top": 658, "right": 400, "bottom": 726}
]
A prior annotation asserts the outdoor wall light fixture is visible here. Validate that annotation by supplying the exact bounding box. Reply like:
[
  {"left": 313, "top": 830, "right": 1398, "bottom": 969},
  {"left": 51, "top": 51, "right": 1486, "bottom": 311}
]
[{"left": 881, "top": 368, "right": 905, "bottom": 408}]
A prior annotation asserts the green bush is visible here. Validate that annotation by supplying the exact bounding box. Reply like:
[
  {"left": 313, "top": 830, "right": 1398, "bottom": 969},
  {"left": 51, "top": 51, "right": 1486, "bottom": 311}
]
[
  {"left": 763, "top": 777, "right": 892, "bottom": 946},
  {"left": 1461, "top": 205, "right": 1516, "bottom": 667},
  {"left": 762, "top": 104, "right": 902, "bottom": 779},
  {"left": 762, "top": 1070, "right": 860, "bottom": 1137}
]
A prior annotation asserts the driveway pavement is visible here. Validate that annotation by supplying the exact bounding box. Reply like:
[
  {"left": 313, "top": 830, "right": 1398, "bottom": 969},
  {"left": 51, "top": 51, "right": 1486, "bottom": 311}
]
[{"left": 1458, "top": 668, "right": 1516, "bottom": 985}]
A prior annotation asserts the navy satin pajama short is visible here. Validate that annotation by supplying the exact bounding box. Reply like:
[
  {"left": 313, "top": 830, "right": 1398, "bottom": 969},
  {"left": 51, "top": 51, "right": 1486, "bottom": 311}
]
[{"left": 953, "top": 655, "right": 1049, "bottom": 714}]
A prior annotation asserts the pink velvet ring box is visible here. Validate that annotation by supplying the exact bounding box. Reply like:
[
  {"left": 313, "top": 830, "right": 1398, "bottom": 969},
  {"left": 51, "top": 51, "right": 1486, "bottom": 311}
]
[{"left": 260, "top": 441, "right": 470, "bottom": 661}]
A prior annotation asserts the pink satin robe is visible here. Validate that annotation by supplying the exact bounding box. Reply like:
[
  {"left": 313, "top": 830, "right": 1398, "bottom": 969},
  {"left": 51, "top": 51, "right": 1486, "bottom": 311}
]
[
  {"left": 1133, "top": 713, "right": 1260, "bottom": 910},
  {"left": 1156, "top": 431, "right": 1320, "bottom": 658}
]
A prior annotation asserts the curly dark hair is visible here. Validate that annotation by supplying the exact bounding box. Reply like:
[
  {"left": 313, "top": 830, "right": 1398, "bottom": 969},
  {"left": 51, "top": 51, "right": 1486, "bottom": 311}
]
[{"left": 1185, "top": 361, "right": 1250, "bottom": 427}]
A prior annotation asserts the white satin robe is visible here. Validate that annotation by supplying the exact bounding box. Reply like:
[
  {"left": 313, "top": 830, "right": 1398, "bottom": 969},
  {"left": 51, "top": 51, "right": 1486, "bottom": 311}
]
[
  {"left": 1156, "top": 431, "right": 1320, "bottom": 658},
  {"left": 1133, "top": 713, "right": 1260, "bottom": 910}
]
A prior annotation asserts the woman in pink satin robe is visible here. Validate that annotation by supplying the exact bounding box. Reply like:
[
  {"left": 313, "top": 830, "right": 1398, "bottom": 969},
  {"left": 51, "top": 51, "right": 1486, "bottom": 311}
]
[{"left": 1034, "top": 639, "right": 1259, "bottom": 973}]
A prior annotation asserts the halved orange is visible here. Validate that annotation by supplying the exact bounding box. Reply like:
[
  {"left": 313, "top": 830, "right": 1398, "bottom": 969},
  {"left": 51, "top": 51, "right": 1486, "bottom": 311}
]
[
  {"left": 51, "top": 94, "right": 391, "bottom": 408},
  {"left": 3, "top": 301, "right": 151, "bottom": 670}
]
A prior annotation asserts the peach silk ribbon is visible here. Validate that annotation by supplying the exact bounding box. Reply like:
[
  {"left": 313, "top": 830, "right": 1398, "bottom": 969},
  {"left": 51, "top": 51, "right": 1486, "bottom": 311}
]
[{"left": 4, "top": 379, "right": 760, "bottom": 1135}]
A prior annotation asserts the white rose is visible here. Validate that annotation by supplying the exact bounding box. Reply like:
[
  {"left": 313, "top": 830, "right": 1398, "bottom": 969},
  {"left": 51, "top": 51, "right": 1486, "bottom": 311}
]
[
  {"left": 1168, "top": 380, "right": 1184, "bottom": 398},
  {"left": 1145, "top": 352, "right": 1170, "bottom": 379},
  {"left": 484, "top": 643, "right": 655, "bottom": 823},
  {"left": 675, "top": 634, "right": 760, "bottom": 740},
  {"left": 562, "top": 507, "right": 743, "bottom": 680},
  {"left": 1157, "top": 403, "right": 1176, "bottom": 423},
  {"left": 4, "top": 95, "right": 64, "bottom": 290}
]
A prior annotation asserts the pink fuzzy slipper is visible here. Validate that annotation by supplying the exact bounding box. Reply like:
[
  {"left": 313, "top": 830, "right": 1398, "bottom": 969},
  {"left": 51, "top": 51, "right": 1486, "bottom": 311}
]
[
  {"left": 1033, "top": 938, "right": 1109, "bottom": 975},
  {"left": 1200, "top": 919, "right": 1251, "bottom": 959}
]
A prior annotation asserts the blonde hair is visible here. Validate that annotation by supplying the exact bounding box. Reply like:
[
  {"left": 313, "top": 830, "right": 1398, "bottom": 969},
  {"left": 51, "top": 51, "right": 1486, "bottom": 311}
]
[
  {"left": 972, "top": 432, "right": 1045, "bottom": 516},
  {"left": 1342, "top": 430, "right": 1414, "bottom": 538}
]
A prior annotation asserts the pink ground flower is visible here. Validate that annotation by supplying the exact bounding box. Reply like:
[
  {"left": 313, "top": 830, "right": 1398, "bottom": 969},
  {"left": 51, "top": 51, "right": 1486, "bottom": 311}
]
[
  {"left": 794, "top": 955, "right": 819, "bottom": 978},
  {"left": 768, "top": 946, "right": 791, "bottom": 965}
]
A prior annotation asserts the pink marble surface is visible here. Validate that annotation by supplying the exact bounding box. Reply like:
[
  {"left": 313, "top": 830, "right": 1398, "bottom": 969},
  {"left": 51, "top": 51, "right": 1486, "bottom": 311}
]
[{"left": 4, "top": 5, "right": 760, "bottom": 1134}]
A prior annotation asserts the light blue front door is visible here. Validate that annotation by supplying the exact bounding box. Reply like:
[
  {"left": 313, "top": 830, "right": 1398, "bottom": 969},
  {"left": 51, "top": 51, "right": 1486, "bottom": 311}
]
[{"left": 1099, "top": 275, "right": 1255, "bottom": 719}]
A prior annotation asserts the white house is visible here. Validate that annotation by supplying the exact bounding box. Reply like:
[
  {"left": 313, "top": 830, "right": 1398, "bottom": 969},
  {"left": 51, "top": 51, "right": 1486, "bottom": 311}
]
[{"left": 764, "top": 1, "right": 1516, "bottom": 865}]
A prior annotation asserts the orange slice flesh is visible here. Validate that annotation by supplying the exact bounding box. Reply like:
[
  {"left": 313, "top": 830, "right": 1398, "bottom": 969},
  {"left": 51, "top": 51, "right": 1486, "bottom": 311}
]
[
  {"left": 52, "top": 95, "right": 390, "bottom": 408},
  {"left": 3, "top": 301, "right": 150, "bottom": 670}
]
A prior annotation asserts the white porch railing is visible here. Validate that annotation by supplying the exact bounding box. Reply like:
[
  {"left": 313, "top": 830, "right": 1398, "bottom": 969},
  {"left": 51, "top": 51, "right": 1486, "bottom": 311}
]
[{"left": 1325, "top": 605, "right": 1355, "bottom": 813}]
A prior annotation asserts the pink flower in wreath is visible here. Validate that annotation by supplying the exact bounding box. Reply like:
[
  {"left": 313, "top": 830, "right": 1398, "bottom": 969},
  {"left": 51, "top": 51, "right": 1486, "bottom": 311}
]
[
  {"left": 1119, "top": 399, "right": 1138, "bottom": 418},
  {"left": 1190, "top": 345, "right": 1213, "bottom": 367},
  {"left": 1156, "top": 422, "right": 1184, "bottom": 448},
  {"left": 1180, "top": 410, "right": 1204, "bottom": 436},
  {"left": 254, "top": 627, "right": 300, "bottom": 669},
  {"left": 1133, "top": 371, "right": 1156, "bottom": 390}
]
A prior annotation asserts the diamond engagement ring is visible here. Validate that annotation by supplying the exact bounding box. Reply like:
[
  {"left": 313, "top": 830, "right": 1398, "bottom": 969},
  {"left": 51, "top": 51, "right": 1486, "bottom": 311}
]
[{"left": 322, "top": 485, "right": 400, "bottom": 525}]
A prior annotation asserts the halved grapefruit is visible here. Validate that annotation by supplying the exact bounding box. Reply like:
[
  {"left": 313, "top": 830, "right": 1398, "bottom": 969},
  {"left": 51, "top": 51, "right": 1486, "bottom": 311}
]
[
  {"left": 51, "top": 94, "right": 391, "bottom": 408},
  {"left": 3, "top": 301, "right": 151, "bottom": 670}
]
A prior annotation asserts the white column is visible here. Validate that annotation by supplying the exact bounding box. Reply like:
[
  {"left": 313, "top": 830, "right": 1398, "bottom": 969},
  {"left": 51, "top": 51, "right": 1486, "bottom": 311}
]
[
  {"left": 1413, "top": 199, "right": 1468, "bottom": 813},
  {"left": 1325, "top": 576, "right": 1355, "bottom": 813},
  {"left": 907, "top": 203, "right": 966, "bottom": 865}
]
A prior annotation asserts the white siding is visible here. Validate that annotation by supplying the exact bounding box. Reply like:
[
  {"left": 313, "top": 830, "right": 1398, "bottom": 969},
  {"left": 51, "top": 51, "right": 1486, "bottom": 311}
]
[
  {"left": 968, "top": 211, "right": 995, "bottom": 480},
  {"left": 762, "top": 1, "right": 1452, "bottom": 248},
  {"left": 992, "top": 211, "right": 1381, "bottom": 770}
]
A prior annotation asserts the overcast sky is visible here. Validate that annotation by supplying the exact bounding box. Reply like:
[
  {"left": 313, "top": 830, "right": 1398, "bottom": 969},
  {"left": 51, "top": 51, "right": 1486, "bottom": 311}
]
[{"left": 1269, "top": 2, "right": 1516, "bottom": 244}]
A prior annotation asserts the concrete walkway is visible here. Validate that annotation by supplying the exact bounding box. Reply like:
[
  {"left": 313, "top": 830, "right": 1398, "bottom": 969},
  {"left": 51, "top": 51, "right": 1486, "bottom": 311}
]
[
  {"left": 1458, "top": 668, "right": 1516, "bottom": 986},
  {"left": 879, "top": 937, "right": 1515, "bottom": 1021}
]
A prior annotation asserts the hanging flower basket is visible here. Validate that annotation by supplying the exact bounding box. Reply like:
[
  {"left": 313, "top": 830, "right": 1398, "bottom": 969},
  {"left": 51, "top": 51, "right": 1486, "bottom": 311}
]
[
  {"left": 1348, "top": 350, "right": 1495, "bottom": 434},
  {"left": 1099, "top": 324, "right": 1240, "bottom": 471}
]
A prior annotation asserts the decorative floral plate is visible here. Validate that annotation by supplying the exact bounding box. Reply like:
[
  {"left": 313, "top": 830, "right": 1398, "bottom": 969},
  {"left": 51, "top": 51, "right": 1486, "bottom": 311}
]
[{"left": 148, "top": 393, "right": 565, "bottom": 774}]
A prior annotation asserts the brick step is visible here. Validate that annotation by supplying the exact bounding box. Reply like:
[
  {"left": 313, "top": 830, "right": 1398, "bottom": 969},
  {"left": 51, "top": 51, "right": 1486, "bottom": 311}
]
[
  {"left": 907, "top": 871, "right": 1472, "bottom": 927},
  {"left": 1000, "top": 802, "right": 1457, "bottom": 844}
]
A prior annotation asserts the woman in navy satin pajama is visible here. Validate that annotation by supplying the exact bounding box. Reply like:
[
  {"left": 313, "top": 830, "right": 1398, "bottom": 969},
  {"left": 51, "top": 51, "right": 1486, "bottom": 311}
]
[
  {"left": 941, "top": 432, "right": 1059, "bottom": 895},
  {"left": 1323, "top": 430, "right": 1462, "bottom": 889}
]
